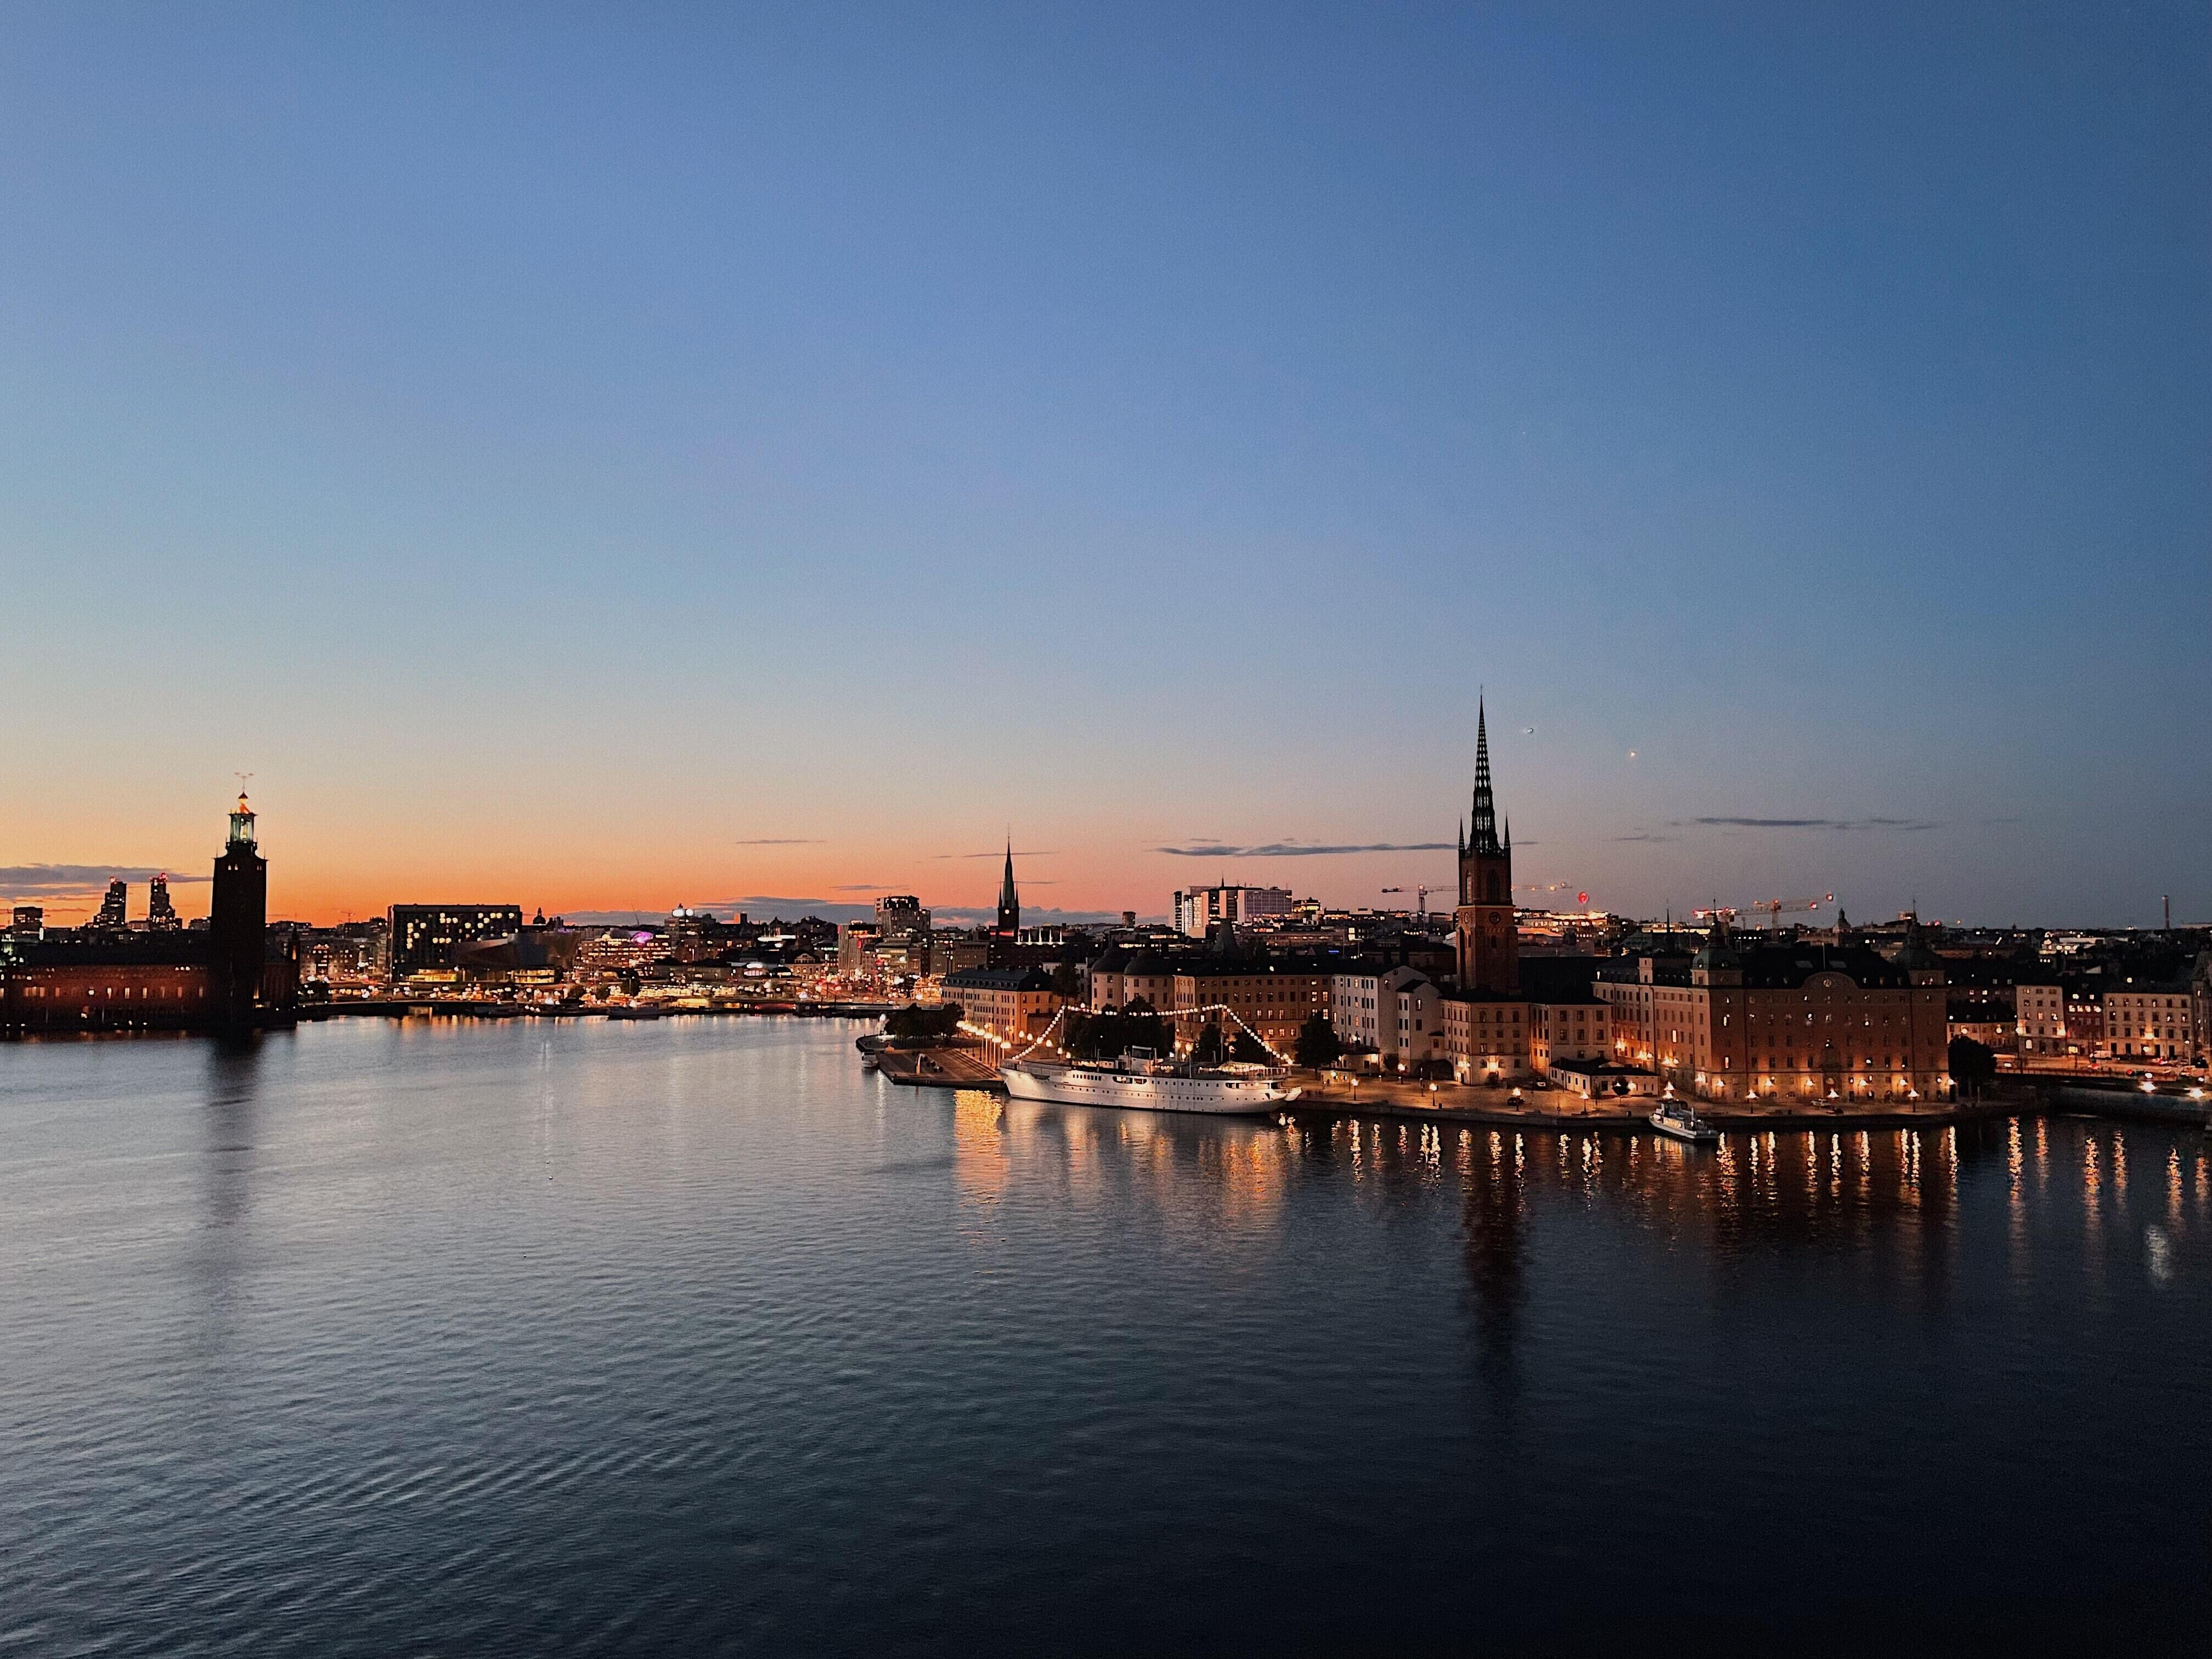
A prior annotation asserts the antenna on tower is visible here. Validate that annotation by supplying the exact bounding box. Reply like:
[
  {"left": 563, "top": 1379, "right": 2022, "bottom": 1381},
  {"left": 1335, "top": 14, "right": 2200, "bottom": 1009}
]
[{"left": 234, "top": 771, "right": 254, "bottom": 797}]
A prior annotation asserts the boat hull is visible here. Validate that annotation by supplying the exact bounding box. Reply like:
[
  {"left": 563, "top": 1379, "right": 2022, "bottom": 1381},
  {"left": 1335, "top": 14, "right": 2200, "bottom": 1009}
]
[
  {"left": 1002, "top": 1062, "right": 1287, "bottom": 1116},
  {"left": 1650, "top": 1114, "right": 1719, "bottom": 1144}
]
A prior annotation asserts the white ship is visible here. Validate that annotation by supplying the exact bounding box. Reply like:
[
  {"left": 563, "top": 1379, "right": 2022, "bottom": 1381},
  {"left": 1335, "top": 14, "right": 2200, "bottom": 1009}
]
[{"left": 1001, "top": 1051, "right": 1298, "bottom": 1116}]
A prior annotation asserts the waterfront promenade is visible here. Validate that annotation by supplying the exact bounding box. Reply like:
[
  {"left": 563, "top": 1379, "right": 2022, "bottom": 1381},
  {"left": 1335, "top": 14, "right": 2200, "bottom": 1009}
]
[{"left": 877, "top": 1046, "right": 2210, "bottom": 1132}]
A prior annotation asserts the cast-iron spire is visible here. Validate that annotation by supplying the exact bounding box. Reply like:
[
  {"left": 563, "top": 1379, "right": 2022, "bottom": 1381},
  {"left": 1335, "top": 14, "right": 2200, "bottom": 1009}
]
[
  {"left": 1469, "top": 699, "right": 1502, "bottom": 856},
  {"left": 996, "top": 838, "right": 1019, "bottom": 934}
]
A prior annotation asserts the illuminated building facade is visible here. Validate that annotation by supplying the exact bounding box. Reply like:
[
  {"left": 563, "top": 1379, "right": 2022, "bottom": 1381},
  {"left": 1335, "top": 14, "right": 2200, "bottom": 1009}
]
[
  {"left": 1595, "top": 919, "right": 1951, "bottom": 1102},
  {"left": 146, "top": 874, "right": 181, "bottom": 931},
  {"left": 93, "top": 879, "right": 128, "bottom": 931},
  {"left": 1171, "top": 885, "right": 1293, "bottom": 938},
  {"left": 1172, "top": 962, "right": 1331, "bottom": 1056},
  {"left": 2015, "top": 983, "right": 2067, "bottom": 1055},
  {"left": 1330, "top": 967, "right": 1441, "bottom": 1069},
  {"left": 2102, "top": 984, "right": 2192, "bottom": 1063},
  {"left": 1438, "top": 992, "right": 1528, "bottom": 1080},
  {"left": 941, "top": 966, "right": 1063, "bottom": 1046},
  {"left": 1087, "top": 949, "right": 1180, "bottom": 1014},
  {"left": 1531, "top": 996, "right": 1611, "bottom": 1071},
  {"left": 388, "top": 904, "right": 525, "bottom": 978}
]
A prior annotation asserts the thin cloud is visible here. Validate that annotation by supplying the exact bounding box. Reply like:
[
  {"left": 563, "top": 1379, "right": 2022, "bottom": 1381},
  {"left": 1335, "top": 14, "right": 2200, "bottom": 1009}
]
[
  {"left": 0, "top": 864, "right": 212, "bottom": 899},
  {"left": 934, "top": 849, "right": 1059, "bottom": 860},
  {"left": 1683, "top": 816, "right": 1939, "bottom": 832},
  {"left": 832, "top": 884, "right": 893, "bottom": 893},
  {"left": 1158, "top": 841, "right": 1455, "bottom": 858},
  {"left": 1610, "top": 833, "right": 1678, "bottom": 843},
  {"left": 732, "top": 838, "right": 823, "bottom": 845}
]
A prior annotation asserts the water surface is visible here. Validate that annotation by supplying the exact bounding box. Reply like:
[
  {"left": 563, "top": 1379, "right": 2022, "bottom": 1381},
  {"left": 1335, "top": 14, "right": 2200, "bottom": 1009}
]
[{"left": 3, "top": 1019, "right": 2207, "bottom": 1652}]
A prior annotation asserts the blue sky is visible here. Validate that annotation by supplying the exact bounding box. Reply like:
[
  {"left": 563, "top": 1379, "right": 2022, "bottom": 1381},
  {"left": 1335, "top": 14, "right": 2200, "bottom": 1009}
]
[{"left": 1, "top": 3, "right": 2205, "bottom": 926}]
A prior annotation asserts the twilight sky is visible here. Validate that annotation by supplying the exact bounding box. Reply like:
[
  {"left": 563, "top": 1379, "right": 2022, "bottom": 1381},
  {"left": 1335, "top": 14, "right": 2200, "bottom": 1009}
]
[{"left": 2, "top": 3, "right": 2205, "bottom": 929}]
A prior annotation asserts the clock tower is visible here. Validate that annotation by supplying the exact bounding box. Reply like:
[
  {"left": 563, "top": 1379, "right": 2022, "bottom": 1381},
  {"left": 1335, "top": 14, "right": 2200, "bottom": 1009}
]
[{"left": 1454, "top": 702, "right": 1518, "bottom": 994}]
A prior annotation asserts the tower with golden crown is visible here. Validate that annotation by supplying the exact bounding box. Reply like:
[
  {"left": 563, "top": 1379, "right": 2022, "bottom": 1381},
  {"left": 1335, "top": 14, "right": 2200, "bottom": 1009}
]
[{"left": 210, "top": 791, "right": 267, "bottom": 1025}]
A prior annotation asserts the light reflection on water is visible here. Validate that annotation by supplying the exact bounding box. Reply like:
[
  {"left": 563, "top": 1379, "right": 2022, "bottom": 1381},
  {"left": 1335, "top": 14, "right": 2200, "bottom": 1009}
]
[{"left": 0, "top": 1019, "right": 2207, "bottom": 1653}]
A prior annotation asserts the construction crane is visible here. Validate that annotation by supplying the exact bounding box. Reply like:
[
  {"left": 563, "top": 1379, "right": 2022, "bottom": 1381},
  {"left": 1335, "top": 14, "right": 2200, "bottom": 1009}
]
[
  {"left": 1380, "top": 884, "right": 1438, "bottom": 917},
  {"left": 1691, "top": 893, "right": 1836, "bottom": 931}
]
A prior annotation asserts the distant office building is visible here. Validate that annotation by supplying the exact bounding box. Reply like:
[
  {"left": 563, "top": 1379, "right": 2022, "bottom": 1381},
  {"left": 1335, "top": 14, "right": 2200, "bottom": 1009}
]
[
  {"left": 8, "top": 905, "right": 41, "bottom": 939},
  {"left": 387, "top": 904, "right": 525, "bottom": 978},
  {"left": 93, "top": 879, "right": 128, "bottom": 931},
  {"left": 146, "top": 874, "right": 181, "bottom": 931},
  {"left": 1172, "top": 884, "right": 1292, "bottom": 938},
  {"left": 876, "top": 895, "right": 929, "bottom": 946},
  {"left": 838, "top": 922, "right": 881, "bottom": 974}
]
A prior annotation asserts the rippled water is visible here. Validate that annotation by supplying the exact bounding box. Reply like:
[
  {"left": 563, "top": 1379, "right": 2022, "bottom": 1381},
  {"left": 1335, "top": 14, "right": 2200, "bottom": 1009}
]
[{"left": 2, "top": 1018, "right": 2207, "bottom": 1653}]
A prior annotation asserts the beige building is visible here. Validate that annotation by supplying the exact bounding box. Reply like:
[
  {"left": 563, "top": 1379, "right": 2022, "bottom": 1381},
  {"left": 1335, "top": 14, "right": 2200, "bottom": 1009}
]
[
  {"left": 940, "top": 967, "right": 1064, "bottom": 1047},
  {"left": 2103, "top": 984, "right": 2192, "bottom": 1064},
  {"left": 2014, "top": 983, "right": 2067, "bottom": 1056},
  {"left": 1087, "top": 949, "right": 1181, "bottom": 1015},
  {"left": 1171, "top": 962, "right": 1332, "bottom": 1057},
  {"left": 1440, "top": 992, "right": 1531, "bottom": 1081},
  {"left": 1330, "top": 967, "right": 1441, "bottom": 1069},
  {"left": 1595, "top": 923, "right": 1951, "bottom": 1104},
  {"left": 1532, "top": 998, "right": 1611, "bottom": 1073}
]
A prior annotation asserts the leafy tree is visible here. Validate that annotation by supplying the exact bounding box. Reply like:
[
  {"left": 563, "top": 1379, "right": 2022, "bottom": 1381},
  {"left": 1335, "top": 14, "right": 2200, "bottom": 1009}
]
[
  {"left": 617, "top": 971, "right": 641, "bottom": 997},
  {"left": 1948, "top": 1035, "right": 1997, "bottom": 1094},
  {"left": 1294, "top": 1012, "right": 1342, "bottom": 1068},
  {"left": 1120, "top": 998, "right": 1172, "bottom": 1057},
  {"left": 1231, "top": 1028, "right": 1271, "bottom": 1065},
  {"left": 886, "top": 1002, "right": 962, "bottom": 1043},
  {"left": 1066, "top": 1000, "right": 1174, "bottom": 1062},
  {"left": 1049, "top": 961, "right": 1084, "bottom": 1000},
  {"left": 1193, "top": 1021, "right": 1226, "bottom": 1066}
]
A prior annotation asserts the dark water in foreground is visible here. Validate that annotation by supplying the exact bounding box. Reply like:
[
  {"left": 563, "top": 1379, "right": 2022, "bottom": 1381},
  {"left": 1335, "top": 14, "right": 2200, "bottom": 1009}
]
[{"left": 2, "top": 1018, "right": 2207, "bottom": 1654}]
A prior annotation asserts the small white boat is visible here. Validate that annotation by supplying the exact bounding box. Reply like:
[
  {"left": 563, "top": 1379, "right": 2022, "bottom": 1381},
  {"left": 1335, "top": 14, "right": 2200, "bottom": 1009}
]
[{"left": 1649, "top": 1090, "right": 1719, "bottom": 1144}]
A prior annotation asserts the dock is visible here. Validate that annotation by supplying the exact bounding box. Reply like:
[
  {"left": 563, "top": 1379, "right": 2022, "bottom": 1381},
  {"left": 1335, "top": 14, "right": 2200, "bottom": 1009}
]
[{"left": 874, "top": 1046, "right": 1006, "bottom": 1090}]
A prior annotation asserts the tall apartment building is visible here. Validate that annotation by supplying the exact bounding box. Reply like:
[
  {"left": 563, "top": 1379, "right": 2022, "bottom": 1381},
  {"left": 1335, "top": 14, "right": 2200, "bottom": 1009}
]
[
  {"left": 93, "top": 879, "right": 128, "bottom": 931},
  {"left": 1172, "top": 885, "right": 1293, "bottom": 938},
  {"left": 387, "top": 904, "right": 524, "bottom": 978}
]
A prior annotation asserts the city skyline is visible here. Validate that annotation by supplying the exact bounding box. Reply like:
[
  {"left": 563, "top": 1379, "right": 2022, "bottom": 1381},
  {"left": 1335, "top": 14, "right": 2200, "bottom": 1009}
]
[{"left": 2, "top": 7, "right": 2205, "bottom": 928}]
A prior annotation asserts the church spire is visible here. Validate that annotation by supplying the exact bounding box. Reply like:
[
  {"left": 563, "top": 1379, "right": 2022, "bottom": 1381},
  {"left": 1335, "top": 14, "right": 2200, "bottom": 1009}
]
[
  {"left": 995, "top": 838, "right": 1019, "bottom": 935},
  {"left": 1469, "top": 698, "right": 1502, "bottom": 856}
]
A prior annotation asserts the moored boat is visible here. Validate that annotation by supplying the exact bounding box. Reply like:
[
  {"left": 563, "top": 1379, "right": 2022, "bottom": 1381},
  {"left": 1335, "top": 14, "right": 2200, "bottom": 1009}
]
[
  {"left": 1649, "top": 1090, "right": 1719, "bottom": 1144},
  {"left": 1001, "top": 1050, "right": 1296, "bottom": 1116}
]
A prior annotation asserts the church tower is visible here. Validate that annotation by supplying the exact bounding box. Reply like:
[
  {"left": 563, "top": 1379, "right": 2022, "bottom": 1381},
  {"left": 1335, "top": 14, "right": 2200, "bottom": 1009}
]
[
  {"left": 995, "top": 839, "right": 1020, "bottom": 936},
  {"left": 1454, "top": 702, "right": 1518, "bottom": 993}
]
